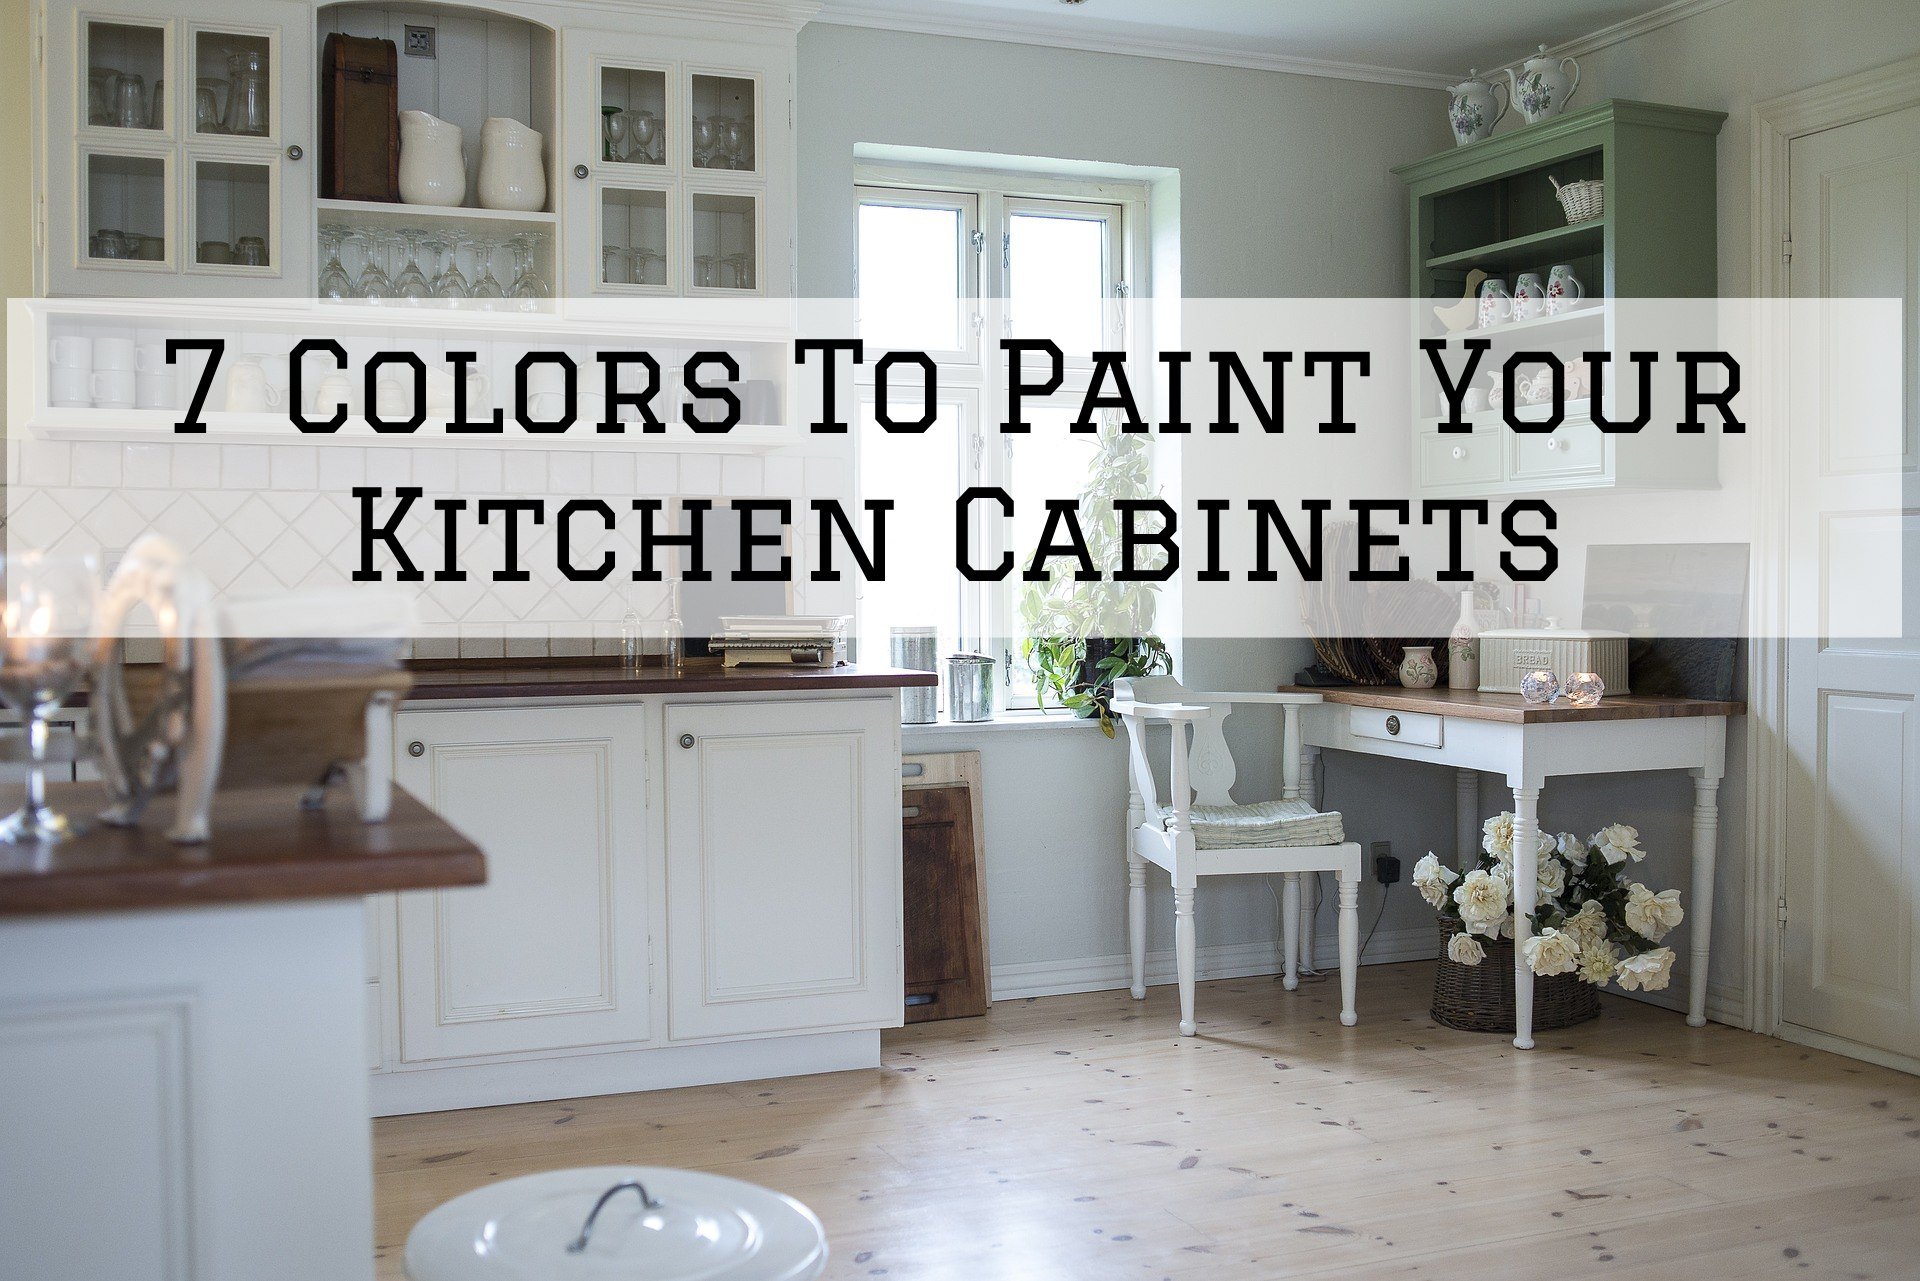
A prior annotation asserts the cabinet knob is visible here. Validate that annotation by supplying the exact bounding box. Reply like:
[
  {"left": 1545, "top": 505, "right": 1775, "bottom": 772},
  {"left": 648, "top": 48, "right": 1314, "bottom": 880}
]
[
  {"left": 1385, "top": 715, "right": 1401, "bottom": 736},
  {"left": 678, "top": 733, "right": 695, "bottom": 749},
  {"left": 1451, "top": 446, "right": 1467, "bottom": 461},
  {"left": 574, "top": 163, "right": 590, "bottom": 180},
  {"left": 1546, "top": 437, "right": 1562, "bottom": 452},
  {"left": 286, "top": 143, "right": 304, "bottom": 160},
  {"left": 407, "top": 741, "right": 425, "bottom": 757}
]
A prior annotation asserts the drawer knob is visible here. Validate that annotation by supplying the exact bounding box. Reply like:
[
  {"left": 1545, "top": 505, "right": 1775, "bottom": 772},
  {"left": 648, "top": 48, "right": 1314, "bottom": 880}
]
[
  {"left": 679, "top": 733, "right": 695, "bottom": 749},
  {"left": 407, "top": 741, "right": 425, "bottom": 757},
  {"left": 1385, "top": 715, "right": 1401, "bottom": 736},
  {"left": 1451, "top": 446, "right": 1466, "bottom": 461},
  {"left": 1546, "top": 437, "right": 1562, "bottom": 452}
]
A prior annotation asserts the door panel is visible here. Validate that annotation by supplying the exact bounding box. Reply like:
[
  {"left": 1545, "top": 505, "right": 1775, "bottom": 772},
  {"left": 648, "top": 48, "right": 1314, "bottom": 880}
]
[
  {"left": 664, "top": 697, "right": 901, "bottom": 1040},
  {"left": 393, "top": 704, "right": 649, "bottom": 1061},
  {"left": 1782, "top": 103, "right": 1920, "bottom": 1060}
]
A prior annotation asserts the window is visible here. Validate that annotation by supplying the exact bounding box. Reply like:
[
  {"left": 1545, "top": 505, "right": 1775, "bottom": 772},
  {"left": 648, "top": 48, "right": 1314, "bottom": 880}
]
[{"left": 854, "top": 170, "right": 1143, "bottom": 707}]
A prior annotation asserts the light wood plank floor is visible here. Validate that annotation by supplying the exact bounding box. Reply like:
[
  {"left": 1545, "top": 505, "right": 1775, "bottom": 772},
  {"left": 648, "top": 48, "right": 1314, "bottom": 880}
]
[{"left": 374, "top": 962, "right": 1920, "bottom": 1279}]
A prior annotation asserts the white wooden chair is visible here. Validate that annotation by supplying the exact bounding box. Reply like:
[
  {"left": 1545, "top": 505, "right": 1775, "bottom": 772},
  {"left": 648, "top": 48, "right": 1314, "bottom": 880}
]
[{"left": 1113, "top": 676, "right": 1361, "bottom": 1035}]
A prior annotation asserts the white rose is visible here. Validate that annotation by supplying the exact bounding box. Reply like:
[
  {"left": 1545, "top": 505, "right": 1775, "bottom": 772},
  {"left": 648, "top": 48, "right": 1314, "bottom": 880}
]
[
  {"left": 1482, "top": 812, "right": 1516, "bottom": 857},
  {"left": 1446, "top": 933, "right": 1485, "bottom": 966},
  {"left": 1522, "top": 926, "right": 1580, "bottom": 976},
  {"left": 1535, "top": 856, "right": 1567, "bottom": 907},
  {"left": 1557, "top": 833, "right": 1590, "bottom": 865},
  {"left": 1453, "top": 868, "right": 1511, "bottom": 939},
  {"left": 1563, "top": 899, "right": 1607, "bottom": 946},
  {"left": 1413, "top": 852, "right": 1459, "bottom": 909},
  {"left": 1615, "top": 947, "right": 1676, "bottom": 992},
  {"left": 1624, "top": 884, "right": 1684, "bottom": 941},
  {"left": 1577, "top": 941, "right": 1618, "bottom": 985},
  {"left": 1593, "top": 822, "right": 1646, "bottom": 865}
]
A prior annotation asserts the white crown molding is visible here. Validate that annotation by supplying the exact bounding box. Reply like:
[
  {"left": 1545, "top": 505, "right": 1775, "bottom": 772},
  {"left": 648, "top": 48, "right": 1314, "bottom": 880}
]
[
  {"left": 810, "top": 2, "right": 1456, "bottom": 90},
  {"left": 558, "top": 0, "right": 823, "bottom": 31},
  {"left": 811, "top": 0, "right": 1748, "bottom": 91}
]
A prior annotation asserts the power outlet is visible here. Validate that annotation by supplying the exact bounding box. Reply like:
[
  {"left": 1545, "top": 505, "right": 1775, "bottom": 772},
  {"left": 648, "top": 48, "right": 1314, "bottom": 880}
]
[
  {"left": 404, "top": 24, "right": 436, "bottom": 58},
  {"left": 1371, "top": 841, "right": 1400, "bottom": 885}
]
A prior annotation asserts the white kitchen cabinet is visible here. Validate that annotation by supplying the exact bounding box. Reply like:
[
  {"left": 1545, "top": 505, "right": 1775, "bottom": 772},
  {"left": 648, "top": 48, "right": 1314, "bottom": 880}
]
[
  {"left": 663, "top": 696, "right": 902, "bottom": 1041},
  {"left": 43, "top": 0, "right": 315, "bottom": 296},
  {"left": 390, "top": 703, "right": 651, "bottom": 1061}
]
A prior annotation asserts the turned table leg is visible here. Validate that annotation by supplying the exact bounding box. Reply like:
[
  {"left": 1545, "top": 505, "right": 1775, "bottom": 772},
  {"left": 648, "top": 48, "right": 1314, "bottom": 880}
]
[
  {"left": 1509, "top": 784, "right": 1543, "bottom": 1050},
  {"left": 1456, "top": 769, "right": 1479, "bottom": 869},
  {"left": 1687, "top": 771, "right": 1721, "bottom": 1028}
]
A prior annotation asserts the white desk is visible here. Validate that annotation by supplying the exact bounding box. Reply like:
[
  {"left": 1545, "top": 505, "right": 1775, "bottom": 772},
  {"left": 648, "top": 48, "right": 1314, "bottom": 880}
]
[{"left": 1282, "top": 686, "right": 1743, "bottom": 1049}]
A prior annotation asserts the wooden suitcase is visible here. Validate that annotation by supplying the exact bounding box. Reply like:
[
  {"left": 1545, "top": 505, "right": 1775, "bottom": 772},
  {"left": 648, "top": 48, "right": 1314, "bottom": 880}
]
[{"left": 320, "top": 33, "right": 399, "bottom": 202}]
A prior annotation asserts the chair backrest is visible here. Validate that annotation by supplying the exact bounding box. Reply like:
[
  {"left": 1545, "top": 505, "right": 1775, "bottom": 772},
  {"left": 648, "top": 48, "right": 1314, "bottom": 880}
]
[{"left": 1112, "top": 676, "right": 1240, "bottom": 811}]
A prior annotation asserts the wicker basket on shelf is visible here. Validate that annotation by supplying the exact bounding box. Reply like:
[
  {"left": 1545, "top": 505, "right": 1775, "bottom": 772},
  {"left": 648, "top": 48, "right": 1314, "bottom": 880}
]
[
  {"left": 1430, "top": 922, "right": 1601, "bottom": 1033},
  {"left": 1550, "top": 175, "right": 1605, "bottom": 225}
]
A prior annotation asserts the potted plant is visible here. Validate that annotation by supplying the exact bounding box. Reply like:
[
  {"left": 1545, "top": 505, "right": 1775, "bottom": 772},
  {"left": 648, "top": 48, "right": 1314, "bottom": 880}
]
[
  {"left": 1020, "top": 422, "right": 1171, "bottom": 735},
  {"left": 1416, "top": 814, "right": 1684, "bottom": 1032}
]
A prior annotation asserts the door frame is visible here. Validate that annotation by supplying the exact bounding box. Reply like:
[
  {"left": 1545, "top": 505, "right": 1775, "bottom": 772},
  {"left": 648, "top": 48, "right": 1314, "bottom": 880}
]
[{"left": 1748, "top": 54, "right": 1920, "bottom": 1065}]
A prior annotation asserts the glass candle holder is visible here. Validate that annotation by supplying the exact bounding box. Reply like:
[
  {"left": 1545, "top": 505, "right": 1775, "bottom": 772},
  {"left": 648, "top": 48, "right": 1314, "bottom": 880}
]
[
  {"left": 1519, "top": 668, "right": 1560, "bottom": 705},
  {"left": 1564, "top": 672, "right": 1606, "bottom": 708}
]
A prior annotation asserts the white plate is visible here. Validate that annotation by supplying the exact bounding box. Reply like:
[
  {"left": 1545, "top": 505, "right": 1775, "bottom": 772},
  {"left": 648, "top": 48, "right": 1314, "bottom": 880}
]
[{"left": 405, "top": 1166, "right": 827, "bottom": 1281}]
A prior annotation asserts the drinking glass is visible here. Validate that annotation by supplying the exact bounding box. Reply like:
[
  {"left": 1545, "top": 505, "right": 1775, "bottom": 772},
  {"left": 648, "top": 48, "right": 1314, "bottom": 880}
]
[
  {"left": 234, "top": 235, "right": 267, "bottom": 267},
  {"left": 466, "top": 234, "right": 505, "bottom": 306},
  {"left": 429, "top": 235, "right": 468, "bottom": 301},
  {"left": 693, "top": 254, "right": 715, "bottom": 289},
  {"left": 691, "top": 115, "right": 715, "bottom": 167},
  {"left": 603, "top": 105, "right": 628, "bottom": 161},
  {"left": 393, "top": 227, "right": 432, "bottom": 302},
  {"left": 709, "top": 115, "right": 736, "bottom": 169},
  {"left": 627, "top": 247, "right": 663, "bottom": 288},
  {"left": 115, "top": 73, "right": 147, "bottom": 129},
  {"left": 725, "top": 252, "right": 753, "bottom": 290},
  {"left": 506, "top": 234, "right": 550, "bottom": 308},
  {"left": 353, "top": 229, "right": 394, "bottom": 302},
  {"left": 90, "top": 229, "right": 129, "bottom": 260},
  {"left": 627, "top": 110, "right": 658, "bottom": 163},
  {"left": 224, "top": 49, "right": 269, "bottom": 136},
  {"left": 196, "top": 78, "right": 226, "bottom": 132},
  {"left": 602, "top": 243, "right": 628, "bottom": 285},
  {"left": 89, "top": 68, "right": 118, "bottom": 126},
  {"left": 317, "top": 224, "right": 353, "bottom": 299},
  {"left": 723, "top": 116, "right": 751, "bottom": 170},
  {"left": 0, "top": 553, "right": 100, "bottom": 844}
]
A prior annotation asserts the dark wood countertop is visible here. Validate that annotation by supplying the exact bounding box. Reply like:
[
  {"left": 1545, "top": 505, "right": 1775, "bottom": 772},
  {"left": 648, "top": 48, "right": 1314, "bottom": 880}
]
[
  {"left": 1278, "top": 684, "right": 1745, "bottom": 725},
  {"left": 403, "top": 658, "right": 936, "bottom": 702},
  {"left": 0, "top": 785, "right": 485, "bottom": 917}
]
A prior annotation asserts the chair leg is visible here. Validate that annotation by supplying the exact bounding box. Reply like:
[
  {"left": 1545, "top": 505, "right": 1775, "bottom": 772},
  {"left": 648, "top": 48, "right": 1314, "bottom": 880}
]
[
  {"left": 1337, "top": 872, "right": 1359, "bottom": 1026},
  {"left": 1281, "top": 873, "right": 1301, "bottom": 991},
  {"left": 1174, "top": 885, "right": 1197, "bottom": 1036},
  {"left": 1127, "top": 853, "right": 1147, "bottom": 1000}
]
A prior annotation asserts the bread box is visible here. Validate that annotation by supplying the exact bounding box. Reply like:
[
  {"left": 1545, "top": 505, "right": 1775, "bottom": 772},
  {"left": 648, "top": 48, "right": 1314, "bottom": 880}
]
[{"left": 1477, "top": 626, "right": 1629, "bottom": 695}]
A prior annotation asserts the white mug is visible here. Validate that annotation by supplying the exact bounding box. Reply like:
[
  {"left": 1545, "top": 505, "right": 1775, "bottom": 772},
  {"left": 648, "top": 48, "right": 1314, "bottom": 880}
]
[
  {"left": 92, "top": 337, "right": 136, "bottom": 371},
  {"left": 50, "top": 365, "right": 91, "bottom": 407},
  {"left": 522, "top": 359, "right": 572, "bottom": 399},
  {"left": 49, "top": 335, "right": 93, "bottom": 369},
  {"left": 1462, "top": 386, "right": 1489, "bottom": 413},
  {"left": 253, "top": 353, "right": 291, "bottom": 400},
  {"left": 309, "top": 372, "right": 358, "bottom": 417},
  {"left": 525, "top": 389, "right": 570, "bottom": 422},
  {"left": 224, "top": 358, "right": 281, "bottom": 413},
  {"left": 134, "top": 343, "right": 170, "bottom": 374},
  {"left": 372, "top": 376, "right": 413, "bottom": 421},
  {"left": 423, "top": 366, "right": 491, "bottom": 417},
  {"left": 136, "top": 370, "right": 179, "bottom": 410},
  {"left": 90, "top": 368, "right": 136, "bottom": 409}
]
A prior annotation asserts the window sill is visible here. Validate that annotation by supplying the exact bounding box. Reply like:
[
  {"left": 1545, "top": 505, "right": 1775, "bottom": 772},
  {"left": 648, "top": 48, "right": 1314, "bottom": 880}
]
[{"left": 902, "top": 710, "right": 1108, "bottom": 736}]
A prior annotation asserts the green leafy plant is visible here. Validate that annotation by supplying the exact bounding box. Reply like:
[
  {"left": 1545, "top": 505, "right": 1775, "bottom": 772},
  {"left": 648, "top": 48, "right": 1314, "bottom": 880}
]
[{"left": 1019, "top": 421, "right": 1172, "bottom": 735}]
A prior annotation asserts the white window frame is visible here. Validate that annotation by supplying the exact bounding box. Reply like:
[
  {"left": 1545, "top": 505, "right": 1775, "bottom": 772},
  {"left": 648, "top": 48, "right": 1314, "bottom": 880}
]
[{"left": 854, "top": 162, "right": 1155, "bottom": 708}]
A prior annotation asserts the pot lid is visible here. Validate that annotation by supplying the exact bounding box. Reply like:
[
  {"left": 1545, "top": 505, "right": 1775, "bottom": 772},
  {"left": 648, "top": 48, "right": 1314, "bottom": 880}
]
[{"left": 405, "top": 1167, "right": 827, "bottom": 1281}]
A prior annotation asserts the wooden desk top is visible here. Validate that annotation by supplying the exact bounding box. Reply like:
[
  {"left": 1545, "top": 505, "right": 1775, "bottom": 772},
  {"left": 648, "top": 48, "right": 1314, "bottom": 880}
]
[
  {"left": 0, "top": 785, "right": 485, "bottom": 917},
  {"left": 1277, "top": 685, "right": 1745, "bottom": 725},
  {"left": 404, "top": 659, "right": 936, "bottom": 701}
]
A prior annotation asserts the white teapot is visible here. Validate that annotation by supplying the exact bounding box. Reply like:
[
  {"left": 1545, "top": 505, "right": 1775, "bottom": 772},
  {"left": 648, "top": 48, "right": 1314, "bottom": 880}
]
[
  {"left": 1506, "top": 45, "right": 1580, "bottom": 124},
  {"left": 1446, "top": 70, "right": 1508, "bottom": 146}
]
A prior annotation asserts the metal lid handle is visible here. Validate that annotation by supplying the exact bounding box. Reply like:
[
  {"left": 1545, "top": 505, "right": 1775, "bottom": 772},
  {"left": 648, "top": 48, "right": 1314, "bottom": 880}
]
[{"left": 567, "top": 1180, "right": 662, "bottom": 1254}]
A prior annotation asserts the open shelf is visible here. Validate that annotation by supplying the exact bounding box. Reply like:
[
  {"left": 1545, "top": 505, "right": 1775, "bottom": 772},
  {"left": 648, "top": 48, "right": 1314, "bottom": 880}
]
[
  {"left": 316, "top": 198, "right": 558, "bottom": 228},
  {"left": 1426, "top": 219, "right": 1605, "bottom": 272}
]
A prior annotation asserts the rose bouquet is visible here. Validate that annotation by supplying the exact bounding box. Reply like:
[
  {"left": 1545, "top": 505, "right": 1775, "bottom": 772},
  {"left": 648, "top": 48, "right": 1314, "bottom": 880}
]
[{"left": 1414, "top": 813, "right": 1682, "bottom": 991}]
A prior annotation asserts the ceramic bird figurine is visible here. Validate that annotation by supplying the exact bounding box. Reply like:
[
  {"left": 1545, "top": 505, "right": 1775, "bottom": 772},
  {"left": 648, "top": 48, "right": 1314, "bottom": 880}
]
[{"left": 1432, "top": 268, "right": 1489, "bottom": 332}]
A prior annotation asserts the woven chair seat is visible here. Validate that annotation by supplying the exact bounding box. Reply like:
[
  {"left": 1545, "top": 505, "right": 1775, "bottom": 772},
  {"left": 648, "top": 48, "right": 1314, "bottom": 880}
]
[{"left": 1179, "top": 798, "right": 1346, "bottom": 850}]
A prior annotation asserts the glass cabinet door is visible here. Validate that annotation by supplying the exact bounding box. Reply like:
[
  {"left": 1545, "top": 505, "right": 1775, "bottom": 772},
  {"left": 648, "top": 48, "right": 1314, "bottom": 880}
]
[
  {"left": 687, "top": 191, "right": 759, "bottom": 293},
  {"left": 189, "top": 24, "right": 279, "bottom": 142},
  {"left": 80, "top": 148, "right": 173, "bottom": 270},
  {"left": 599, "top": 64, "right": 669, "bottom": 171},
  {"left": 599, "top": 185, "right": 673, "bottom": 291},
  {"left": 82, "top": 17, "right": 171, "bottom": 135},
  {"left": 687, "top": 72, "right": 758, "bottom": 177},
  {"left": 189, "top": 156, "right": 279, "bottom": 273}
]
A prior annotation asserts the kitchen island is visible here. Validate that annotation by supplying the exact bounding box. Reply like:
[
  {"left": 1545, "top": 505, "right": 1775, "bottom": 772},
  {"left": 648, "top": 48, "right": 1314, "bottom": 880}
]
[
  {"left": 0, "top": 785, "right": 483, "bottom": 1281},
  {"left": 367, "top": 660, "right": 936, "bottom": 1115}
]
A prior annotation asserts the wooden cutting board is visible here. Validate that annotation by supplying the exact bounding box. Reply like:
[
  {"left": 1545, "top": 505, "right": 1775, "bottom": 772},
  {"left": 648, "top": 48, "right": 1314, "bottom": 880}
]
[{"left": 902, "top": 783, "right": 987, "bottom": 1022}]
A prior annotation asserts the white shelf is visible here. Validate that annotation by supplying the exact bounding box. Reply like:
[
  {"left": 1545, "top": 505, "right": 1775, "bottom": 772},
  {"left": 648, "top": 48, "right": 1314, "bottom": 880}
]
[{"left": 316, "top": 198, "right": 558, "bottom": 228}]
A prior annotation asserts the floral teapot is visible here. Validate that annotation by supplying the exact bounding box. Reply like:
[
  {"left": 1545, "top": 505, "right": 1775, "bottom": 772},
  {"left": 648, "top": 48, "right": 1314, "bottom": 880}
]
[
  {"left": 1505, "top": 45, "right": 1580, "bottom": 124},
  {"left": 1446, "top": 69, "right": 1508, "bottom": 146}
]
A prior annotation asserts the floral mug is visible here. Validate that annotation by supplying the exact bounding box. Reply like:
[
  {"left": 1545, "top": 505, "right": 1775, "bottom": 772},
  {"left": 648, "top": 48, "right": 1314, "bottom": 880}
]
[{"left": 1546, "top": 264, "right": 1585, "bottom": 315}]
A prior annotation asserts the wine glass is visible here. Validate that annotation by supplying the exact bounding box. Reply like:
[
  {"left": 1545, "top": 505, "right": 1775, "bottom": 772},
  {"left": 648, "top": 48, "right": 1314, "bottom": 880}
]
[
  {"left": 353, "top": 229, "right": 394, "bottom": 302},
  {"left": 602, "top": 243, "right": 628, "bottom": 286},
  {"left": 693, "top": 254, "right": 715, "bottom": 289},
  {"left": 0, "top": 553, "right": 100, "bottom": 844},
  {"left": 691, "top": 115, "right": 715, "bottom": 167},
  {"left": 722, "top": 116, "right": 750, "bottom": 170},
  {"left": 627, "top": 247, "right": 663, "bottom": 288},
  {"left": 393, "top": 227, "right": 432, "bottom": 303},
  {"left": 429, "top": 234, "right": 468, "bottom": 301},
  {"left": 725, "top": 251, "right": 752, "bottom": 290},
  {"left": 603, "top": 105, "right": 628, "bottom": 162},
  {"left": 466, "top": 234, "right": 505, "bottom": 308},
  {"left": 627, "top": 109, "right": 658, "bottom": 163},
  {"left": 708, "top": 115, "right": 736, "bottom": 169},
  {"left": 317, "top": 224, "right": 353, "bottom": 299},
  {"left": 505, "top": 234, "right": 550, "bottom": 309}
]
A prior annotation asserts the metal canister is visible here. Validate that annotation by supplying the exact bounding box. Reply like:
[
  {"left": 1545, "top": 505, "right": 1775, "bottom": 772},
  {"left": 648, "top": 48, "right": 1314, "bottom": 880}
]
[
  {"left": 946, "top": 652, "right": 997, "bottom": 723},
  {"left": 890, "top": 626, "right": 939, "bottom": 724}
]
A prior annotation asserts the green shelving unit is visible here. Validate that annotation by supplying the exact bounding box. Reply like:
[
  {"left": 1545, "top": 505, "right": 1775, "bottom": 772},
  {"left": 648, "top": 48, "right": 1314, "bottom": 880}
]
[{"left": 1394, "top": 98, "right": 1728, "bottom": 496}]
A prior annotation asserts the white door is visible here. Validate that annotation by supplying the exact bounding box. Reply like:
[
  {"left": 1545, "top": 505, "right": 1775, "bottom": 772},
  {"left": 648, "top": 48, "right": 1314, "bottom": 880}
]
[
  {"left": 1781, "top": 104, "right": 1920, "bottom": 1061},
  {"left": 663, "top": 697, "right": 901, "bottom": 1040},
  {"left": 392, "top": 704, "right": 651, "bottom": 1061}
]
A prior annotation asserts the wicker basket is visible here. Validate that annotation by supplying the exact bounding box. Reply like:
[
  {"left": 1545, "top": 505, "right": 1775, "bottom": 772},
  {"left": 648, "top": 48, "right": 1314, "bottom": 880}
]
[
  {"left": 1431, "top": 923, "right": 1601, "bottom": 1033},
  {"left": 1551, "top": 176, "right": 1605, "bottom": 225}
]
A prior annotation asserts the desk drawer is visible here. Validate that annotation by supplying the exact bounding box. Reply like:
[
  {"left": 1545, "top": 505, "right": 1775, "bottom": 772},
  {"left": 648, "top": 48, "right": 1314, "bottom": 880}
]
[{"left": 1351, "top": 707, "right": 1443, "bottom": 748}]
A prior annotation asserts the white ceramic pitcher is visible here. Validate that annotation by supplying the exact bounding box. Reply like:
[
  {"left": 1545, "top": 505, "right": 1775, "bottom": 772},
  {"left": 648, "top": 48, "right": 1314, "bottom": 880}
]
[
  {"left": 1446, "top": 69, "right": 1508, "bottom": 146},
  {"left": 398, "top": 110, "right": 466, "bottom": 207},
  {"left": 477, "top": 117, "right": 546, "bottom": 213}
]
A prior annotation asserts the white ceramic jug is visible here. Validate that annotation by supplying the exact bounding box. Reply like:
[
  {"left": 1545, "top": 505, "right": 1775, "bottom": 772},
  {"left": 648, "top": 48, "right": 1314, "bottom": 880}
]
[
  {"left": 1446, "top": 70, "right": 1508, "bottom": 146},
  {"left": 399, "top": 110, "right": 466, "bottom": 207},
  {"left": 477, "top": 117, "right": 546, "bottom": 213},
  {"left": 1506, "top": 45, "right": 1580, "bottom": 124}
]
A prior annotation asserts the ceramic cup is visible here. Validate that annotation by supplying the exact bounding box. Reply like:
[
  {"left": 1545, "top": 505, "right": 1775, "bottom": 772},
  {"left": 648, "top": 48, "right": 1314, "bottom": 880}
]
[
  {"left": 89, "top": 368, "right": 136, "bottom": 409},
  {"left": 135, "top": 370, "right": 178, "bottom": 410},
  {"left": 423, "top": 366, "right": 491, "bottom": 417},
  {"left": 522, "top": 359, "right": 571, "bottom": 399},
  {"left": 309, "top": 372, "right": 359, "bottom": 418},
  {"left": 372, "top": 377, "right": 414, "bottom": 421},
  {"left": 49, "top": 366, "right": 92, "bottom": 407},
  {"left": 92, "top": 337, "right": 136, "bottom": 371},
  {"left": 48, "top": 336, "right": 93, "bottom": 369},
  {"left": 1462, "top": 386, "right": 1489, "bottom": 413},
  {"left": 224, "top": 358, "right": 280, "bottom": 413},
  {"left": 134, "top": 343, "right": 170, "bottom": 374},
  {"left": 198, "top": 240, "right": 234, "bottom": 265}
]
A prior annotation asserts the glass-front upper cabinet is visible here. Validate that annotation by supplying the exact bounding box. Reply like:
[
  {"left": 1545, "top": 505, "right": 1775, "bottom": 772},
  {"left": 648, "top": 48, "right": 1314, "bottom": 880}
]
[{"left": 45, "top": 0, "right": 311, "bottom": 296}]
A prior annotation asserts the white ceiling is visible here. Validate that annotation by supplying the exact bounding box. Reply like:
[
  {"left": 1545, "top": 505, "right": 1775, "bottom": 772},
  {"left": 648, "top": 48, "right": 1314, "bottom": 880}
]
[{"left": 811, "top": 0, "right": 1708, "bottom": 85}]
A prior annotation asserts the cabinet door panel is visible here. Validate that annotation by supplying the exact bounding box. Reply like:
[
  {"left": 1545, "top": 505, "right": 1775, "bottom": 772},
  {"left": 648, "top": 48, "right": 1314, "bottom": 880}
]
[
  {"left": 665, "top": 698, "right": 900, "bottom": 1040},
  {"left": 394, "top": 704, "right": 648, "bottom": 1061}
]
